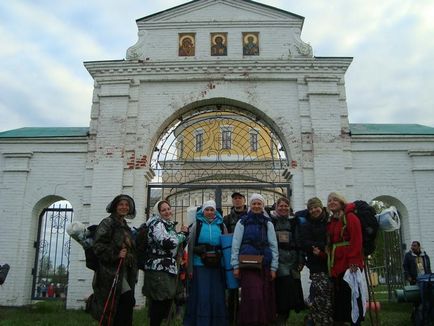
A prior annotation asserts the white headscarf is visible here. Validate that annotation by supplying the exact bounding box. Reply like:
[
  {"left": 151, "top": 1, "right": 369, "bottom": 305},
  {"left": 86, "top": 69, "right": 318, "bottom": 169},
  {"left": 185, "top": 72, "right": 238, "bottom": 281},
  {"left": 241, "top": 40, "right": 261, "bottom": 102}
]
[
  {"left": 248, "top": 193, "right": 265, "bottom": 207},
  {"left": 201, "top": 200, "right": 216, "bottom": 213},
  {"left": 248, "top": 193, "right": 269, "bottom": 216}
]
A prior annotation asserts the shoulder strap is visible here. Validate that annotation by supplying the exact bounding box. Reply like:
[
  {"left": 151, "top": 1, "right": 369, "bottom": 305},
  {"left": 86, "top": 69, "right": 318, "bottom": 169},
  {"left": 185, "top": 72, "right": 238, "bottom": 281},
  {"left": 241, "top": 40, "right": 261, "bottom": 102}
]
[
  {"left": 194, "top": 220, "right": 203, "bottom": 245},
  {"left": 340, "top": 214, "right": 347, "bottom": 240}
]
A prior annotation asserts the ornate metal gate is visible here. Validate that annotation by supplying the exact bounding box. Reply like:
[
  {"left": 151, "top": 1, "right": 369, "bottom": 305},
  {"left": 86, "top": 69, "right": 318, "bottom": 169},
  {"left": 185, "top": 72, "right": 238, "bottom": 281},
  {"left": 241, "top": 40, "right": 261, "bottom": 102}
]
[
  {"left": 32, "top": 202, "right": 73, "bottom": 300},
  {"left": 147, "top": 106, "right": 291, "bottom": 221}
]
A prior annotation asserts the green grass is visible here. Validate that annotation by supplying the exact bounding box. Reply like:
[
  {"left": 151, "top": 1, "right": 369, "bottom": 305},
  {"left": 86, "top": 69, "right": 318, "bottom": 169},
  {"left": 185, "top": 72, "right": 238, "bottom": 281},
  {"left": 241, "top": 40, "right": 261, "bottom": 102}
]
[{"left": 0, "top": 298, "right": 414, "bottom": 326}]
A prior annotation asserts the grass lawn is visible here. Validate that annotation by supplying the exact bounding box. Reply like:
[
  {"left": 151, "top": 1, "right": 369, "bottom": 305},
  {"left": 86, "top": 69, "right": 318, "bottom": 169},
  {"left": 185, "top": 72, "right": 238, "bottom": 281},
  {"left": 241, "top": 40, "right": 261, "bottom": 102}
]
[{"left": 0, "top": 298, "right": 414, "bottom": 326}]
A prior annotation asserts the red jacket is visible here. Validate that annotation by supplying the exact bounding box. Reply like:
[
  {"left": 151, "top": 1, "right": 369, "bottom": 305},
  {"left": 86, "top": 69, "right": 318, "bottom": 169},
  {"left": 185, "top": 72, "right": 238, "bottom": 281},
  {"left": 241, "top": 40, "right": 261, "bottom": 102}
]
[{"left": 327, "top": 202, "right": 364, "bottom": 277}]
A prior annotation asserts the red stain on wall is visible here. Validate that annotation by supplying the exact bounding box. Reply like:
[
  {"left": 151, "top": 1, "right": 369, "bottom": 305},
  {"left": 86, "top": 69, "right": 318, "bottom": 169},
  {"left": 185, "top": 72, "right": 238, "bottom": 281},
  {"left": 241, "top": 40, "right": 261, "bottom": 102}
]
[{"left": 126, "top": 152, "right": 148, "bottom": 169}]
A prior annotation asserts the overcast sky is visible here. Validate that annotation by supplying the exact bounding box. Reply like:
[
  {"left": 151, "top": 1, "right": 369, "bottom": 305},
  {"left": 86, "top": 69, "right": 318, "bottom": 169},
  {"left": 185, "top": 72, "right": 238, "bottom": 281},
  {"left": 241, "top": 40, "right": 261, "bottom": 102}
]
[{"left": 1, "top": 0, "right": 433, "bottom": 132}]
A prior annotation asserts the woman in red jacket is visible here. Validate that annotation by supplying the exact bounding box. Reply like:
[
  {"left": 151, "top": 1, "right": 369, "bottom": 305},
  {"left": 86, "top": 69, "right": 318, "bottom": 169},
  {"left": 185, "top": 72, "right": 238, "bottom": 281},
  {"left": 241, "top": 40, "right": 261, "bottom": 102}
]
[{"left": 327, "top": 192, "right": 364, "bottom": 325}]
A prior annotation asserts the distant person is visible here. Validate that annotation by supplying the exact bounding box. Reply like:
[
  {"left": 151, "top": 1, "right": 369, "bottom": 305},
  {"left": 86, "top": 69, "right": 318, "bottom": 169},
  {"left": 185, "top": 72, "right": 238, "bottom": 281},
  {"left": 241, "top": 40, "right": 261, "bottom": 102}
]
[
  {"left": 41, "top": 283, "right": 47, "bottom": 298},
  {"left": 223, "top": 192, "right": 247, "bottom": 325},
  {"left": 403, "top": 241, "right": 431, "bottom": 285},
  {"left": 47, "top": 283, "right": 55, "bottom": 298}
]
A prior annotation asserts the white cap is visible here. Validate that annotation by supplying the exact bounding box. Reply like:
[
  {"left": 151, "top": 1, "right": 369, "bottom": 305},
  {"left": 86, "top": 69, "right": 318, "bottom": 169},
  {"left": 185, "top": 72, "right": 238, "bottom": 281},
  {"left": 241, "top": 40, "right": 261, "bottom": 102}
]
[
  {"left": 249, "top": 193, "right": 265, "bottom": 206},
  {"left": 202, "top": 200, "right": 216, "bottom": 213}
]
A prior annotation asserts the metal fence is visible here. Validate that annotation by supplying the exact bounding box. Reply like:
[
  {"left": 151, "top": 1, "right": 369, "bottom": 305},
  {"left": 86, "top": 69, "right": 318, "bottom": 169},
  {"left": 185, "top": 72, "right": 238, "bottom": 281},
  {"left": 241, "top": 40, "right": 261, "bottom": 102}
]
[{"left": 31, "top": 202, "right": 73, "bottom": 300}]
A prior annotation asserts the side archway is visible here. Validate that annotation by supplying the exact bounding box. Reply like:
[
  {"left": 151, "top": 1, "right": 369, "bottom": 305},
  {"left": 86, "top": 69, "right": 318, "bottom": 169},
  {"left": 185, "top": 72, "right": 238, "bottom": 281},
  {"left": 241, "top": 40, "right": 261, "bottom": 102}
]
[{"left": 31, "top": 196, "right": 74, "bottom": 301}]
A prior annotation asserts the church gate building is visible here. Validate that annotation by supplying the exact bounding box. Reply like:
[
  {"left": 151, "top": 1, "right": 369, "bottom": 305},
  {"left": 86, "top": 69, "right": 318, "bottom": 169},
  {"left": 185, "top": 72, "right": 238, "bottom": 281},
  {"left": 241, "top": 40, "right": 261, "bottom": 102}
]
[{"left": 1, "top": 0, "right": 433, "bottom": 308}]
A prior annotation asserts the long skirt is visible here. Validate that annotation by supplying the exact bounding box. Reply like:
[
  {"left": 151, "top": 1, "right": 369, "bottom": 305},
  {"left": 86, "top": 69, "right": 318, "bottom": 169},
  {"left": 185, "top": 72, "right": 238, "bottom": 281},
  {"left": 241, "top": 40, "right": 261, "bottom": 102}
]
[
  {"left": 275, "top": 274, "right": 305, "bottom": 316},
  {"left": 332, "top": 273, "right": 363, "bottom": 324},
  {"left": 309, "top": 272, "right": 333, "bottom": 325},
  {"left": 238, "top": 269, "right": 276, "bottom": 325},
  {"left": 184, "top": 266, "right": 228, "bottom": 326}
]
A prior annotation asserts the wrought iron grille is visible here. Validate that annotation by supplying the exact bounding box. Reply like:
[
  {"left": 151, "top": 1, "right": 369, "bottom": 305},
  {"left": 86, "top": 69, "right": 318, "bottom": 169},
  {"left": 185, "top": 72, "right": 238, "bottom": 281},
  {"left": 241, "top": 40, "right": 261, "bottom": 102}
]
[
  {"left": 148, "top": 106, "right": 291, "bottom": 221},
  {"left": 151, "top": 107, "right": 290, "bottom": 185},
  {"left": 32, "top": 202, "right": 73, "bottom": 300}
]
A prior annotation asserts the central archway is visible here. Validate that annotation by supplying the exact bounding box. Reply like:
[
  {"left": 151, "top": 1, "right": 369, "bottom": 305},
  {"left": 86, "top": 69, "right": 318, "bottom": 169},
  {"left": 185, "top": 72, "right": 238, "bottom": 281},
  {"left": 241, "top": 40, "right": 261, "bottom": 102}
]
[{"left": 147, "top": 102, "right": 292, "bottom": 224}]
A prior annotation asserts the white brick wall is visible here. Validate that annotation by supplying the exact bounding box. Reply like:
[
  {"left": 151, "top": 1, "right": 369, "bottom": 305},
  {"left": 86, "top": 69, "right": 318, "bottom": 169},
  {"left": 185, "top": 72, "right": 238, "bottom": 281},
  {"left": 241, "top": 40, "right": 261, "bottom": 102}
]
[{"left": 1, "top": 0, "right": 434, "bottom": 309}]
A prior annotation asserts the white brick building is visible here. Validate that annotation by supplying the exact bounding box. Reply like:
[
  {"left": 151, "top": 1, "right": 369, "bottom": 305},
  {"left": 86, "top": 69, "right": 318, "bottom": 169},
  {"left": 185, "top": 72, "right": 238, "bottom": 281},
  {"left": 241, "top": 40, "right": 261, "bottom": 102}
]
[{"left": 0, "top": 0, "right": 433, "bottom": 308}]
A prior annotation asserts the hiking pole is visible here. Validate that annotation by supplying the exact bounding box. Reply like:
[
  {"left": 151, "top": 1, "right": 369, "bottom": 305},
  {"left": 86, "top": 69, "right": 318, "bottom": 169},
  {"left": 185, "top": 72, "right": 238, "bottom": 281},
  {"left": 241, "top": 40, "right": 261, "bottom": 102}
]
[
  {"left": 99, "top": 257, "right": 124, "bottom": 326},
  {"left": 165, "top": 245, "right": 186, "bottom": 326},
  {"left": 364, "top": 263, "right": 380, "bottom": 326}
]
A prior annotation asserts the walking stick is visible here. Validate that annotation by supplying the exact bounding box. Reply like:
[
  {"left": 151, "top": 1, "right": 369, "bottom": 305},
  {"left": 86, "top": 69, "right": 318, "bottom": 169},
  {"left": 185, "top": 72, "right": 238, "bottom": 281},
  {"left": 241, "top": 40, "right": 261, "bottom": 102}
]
[
  {"left": 364, "top": 263, "right": 380, "bottom": 326},
  {"left": 99, "top": 257, "right": 124, "bottom": 326},
  {"left": 165, "top": 246, "right": 186, "bottom": 326}
]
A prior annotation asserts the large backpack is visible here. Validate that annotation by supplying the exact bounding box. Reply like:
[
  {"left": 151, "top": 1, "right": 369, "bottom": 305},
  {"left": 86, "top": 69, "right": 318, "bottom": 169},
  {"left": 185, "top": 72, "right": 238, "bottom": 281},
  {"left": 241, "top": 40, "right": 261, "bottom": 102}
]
[
  {"left": 67, "top": 222, "right": 100, "bottom": 271},
  {"left": 344, "top": 200, "right": 379, "bottom": 256},
  {"left": 69, "top": 220, "right": 149, "bottom": 271}
]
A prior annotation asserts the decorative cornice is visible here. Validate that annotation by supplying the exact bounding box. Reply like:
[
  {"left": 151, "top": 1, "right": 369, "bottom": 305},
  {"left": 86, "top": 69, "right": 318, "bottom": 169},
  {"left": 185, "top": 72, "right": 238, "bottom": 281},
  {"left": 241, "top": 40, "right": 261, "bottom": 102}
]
[
  {"left": 84, "top": 58, "right": 352, "bottom": 80},
  {"left": 408, "top": 150, "right": 434, "bottom": 157}
]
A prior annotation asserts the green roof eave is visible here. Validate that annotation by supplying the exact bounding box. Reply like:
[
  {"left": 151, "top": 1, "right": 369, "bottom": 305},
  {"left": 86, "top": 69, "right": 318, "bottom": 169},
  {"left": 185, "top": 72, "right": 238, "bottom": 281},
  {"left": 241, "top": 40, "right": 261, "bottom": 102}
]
[
  {"left": 0, "top": 127, "right": 89, "bottom": 138},
  {"left": 350, "top": 123, "right": 434, "bottom": 136}
]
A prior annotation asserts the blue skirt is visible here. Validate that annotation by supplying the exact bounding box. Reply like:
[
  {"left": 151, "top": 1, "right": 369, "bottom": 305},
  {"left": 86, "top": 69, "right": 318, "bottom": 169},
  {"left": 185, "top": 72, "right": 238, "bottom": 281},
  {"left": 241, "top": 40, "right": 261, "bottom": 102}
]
[{"left": 184, "top": 266, "right": 228, "bottom": 326}]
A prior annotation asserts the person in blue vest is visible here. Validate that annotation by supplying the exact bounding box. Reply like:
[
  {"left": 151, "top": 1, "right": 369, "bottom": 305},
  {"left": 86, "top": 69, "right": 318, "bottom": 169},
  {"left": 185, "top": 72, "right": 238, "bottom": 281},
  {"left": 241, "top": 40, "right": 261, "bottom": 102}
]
[
  {"left": 403, "top": 240, "right": 431, "bottom": 285},
  {"left": 184, "top": 200, "right": 228, "bottom": 326},
  {"left": 231, "top": 193, "right": 278, "bottom": 326}
]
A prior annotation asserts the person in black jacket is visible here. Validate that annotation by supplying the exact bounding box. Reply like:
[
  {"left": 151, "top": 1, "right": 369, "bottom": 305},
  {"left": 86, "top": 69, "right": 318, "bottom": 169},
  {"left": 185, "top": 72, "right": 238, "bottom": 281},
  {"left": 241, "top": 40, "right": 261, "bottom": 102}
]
[
  {"left": 223, "top": 192, "right": 247, "bottom": 325},
  {"left": 298, "top": 197, "right": 333, "bottom": 326},
  {"left": 403, "top": 241, "right": 431, "bottom": 285},
  {"left": 224, "top": 192, "right": 247, "bottom": 233}
]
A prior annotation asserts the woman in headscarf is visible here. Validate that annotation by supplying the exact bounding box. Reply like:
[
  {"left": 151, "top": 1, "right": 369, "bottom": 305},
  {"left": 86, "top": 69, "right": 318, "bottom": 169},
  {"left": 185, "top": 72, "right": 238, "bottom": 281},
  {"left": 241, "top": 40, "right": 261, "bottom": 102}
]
[
  {"left": 327, "top": 192, "right": 364, "bottom": 326},
  {"left": 142, "top": 200, "right": 188, "bottom": 326},
  {"left": 231, "top": 193, "right": 278, "bottom": 326},
  {"left": 90, "top": 194, "right": 138, "bottom": 326},
  {"left": 184, "top": 200, "right": 228, "bottom": 326},
  {"left": 271, "top": 197, "right": 305, "bottom": 325}
]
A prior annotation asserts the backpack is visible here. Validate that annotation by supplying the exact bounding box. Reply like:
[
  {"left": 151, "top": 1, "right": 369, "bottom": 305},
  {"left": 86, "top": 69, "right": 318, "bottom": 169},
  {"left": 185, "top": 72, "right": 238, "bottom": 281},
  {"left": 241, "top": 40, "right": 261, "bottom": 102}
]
[
  {"left": 344, "top": 200, "right": 379, "bottom": 256},
  {"left": 67, "top": 222, "right": 99, "bottom": 271},
  {"left": 0, "top": 264, "right": 10, "bottom": 285},
  {"left": 67, "top": 220, "right": 114, "bottom": 271},
  {"left": 135, "top": 222, "right": 149, "bottom": 271},
  {"left": 83, "top": 225, "right": 99, "bottom": 271}
]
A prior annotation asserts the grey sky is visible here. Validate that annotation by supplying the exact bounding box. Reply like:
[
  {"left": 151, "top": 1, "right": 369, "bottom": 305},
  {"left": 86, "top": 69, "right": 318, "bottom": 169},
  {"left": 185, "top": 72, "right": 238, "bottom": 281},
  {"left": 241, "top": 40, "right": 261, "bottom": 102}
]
[{"left": 1, "top": 0, "right": 433, "bottom": 131}]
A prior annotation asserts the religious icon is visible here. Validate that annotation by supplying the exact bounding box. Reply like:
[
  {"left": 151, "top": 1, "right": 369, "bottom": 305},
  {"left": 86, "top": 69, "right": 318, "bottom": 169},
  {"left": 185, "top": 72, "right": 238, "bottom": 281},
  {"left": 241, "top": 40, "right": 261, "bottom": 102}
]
[
  {"left": 179, "top": 33, "right": 195, "bottom": 56},
  {"left": 211, "top": 33, "right": 227, "bottom": 56},
  {"left": 242, "top": 32, "right": 259, "bottom": 56}
]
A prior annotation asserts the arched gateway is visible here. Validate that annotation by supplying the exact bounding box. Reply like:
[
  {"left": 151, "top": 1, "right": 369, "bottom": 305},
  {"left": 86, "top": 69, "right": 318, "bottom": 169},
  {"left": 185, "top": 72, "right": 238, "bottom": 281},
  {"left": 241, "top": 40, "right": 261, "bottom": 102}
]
[
  {"left": 148, "top": 103, "right": 292, "bottom": 220},
  {"left": 1, "top": 0, "right": 434, "bottom": 309}
]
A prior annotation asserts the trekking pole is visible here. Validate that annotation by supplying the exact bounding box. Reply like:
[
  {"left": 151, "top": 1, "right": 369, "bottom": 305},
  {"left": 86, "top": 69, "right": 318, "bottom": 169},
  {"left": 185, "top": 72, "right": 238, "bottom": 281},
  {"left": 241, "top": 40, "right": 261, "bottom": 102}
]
[
  {"left": 99, "top": 257, "right": 124, "bottom": 326},
  {"left": 165, "top": 246, "right": 186, "bottom": 326},
  {"left": 364, "top": 263, "right": 380, "bottom": 326}
]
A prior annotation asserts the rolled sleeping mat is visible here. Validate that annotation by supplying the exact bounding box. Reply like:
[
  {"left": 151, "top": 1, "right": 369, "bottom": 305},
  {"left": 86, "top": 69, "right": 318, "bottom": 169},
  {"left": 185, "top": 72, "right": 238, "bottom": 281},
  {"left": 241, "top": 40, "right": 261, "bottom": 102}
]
[
  {"left": 395, "top": 285, "right": 420, "bottom": 303},
  {"left": 221, "top": 234, "right": 239, "bottom": 289},
  {"left": 376, "top": 206, "right": 400, "bottom": 232}
]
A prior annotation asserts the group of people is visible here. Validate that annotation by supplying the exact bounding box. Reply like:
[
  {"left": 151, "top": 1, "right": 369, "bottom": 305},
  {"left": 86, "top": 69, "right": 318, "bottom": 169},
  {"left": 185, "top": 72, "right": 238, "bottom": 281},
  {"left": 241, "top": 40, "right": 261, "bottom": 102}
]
[{"left": 88, "top": 191, "right": 368, "bottom": 326}]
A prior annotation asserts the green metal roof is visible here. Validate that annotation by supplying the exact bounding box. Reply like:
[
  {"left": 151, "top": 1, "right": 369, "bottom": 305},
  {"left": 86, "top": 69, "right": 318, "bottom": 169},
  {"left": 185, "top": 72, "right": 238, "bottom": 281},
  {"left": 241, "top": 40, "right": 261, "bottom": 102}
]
[
  {"left": 0, "top": 127, "right": 89, "bottom": 138},
  {"left": 1, "top": 124, "right": 433, "bottom": 138},
  {"left": 350, "top": 124, "right": 434, "bottom": 135}
]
